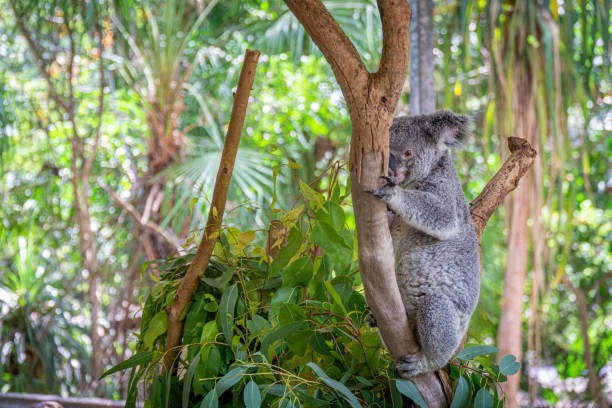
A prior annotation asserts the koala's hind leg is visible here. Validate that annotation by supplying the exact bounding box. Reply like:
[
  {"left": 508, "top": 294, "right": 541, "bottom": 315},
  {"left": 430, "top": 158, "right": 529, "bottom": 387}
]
[{"left": 396, "top": 296, "right": 459, "bottom": 377}]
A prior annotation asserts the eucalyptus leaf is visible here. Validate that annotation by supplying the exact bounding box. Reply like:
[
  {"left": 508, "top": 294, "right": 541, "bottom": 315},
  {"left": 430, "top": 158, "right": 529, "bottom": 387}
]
[
  {"left": 282, "top": 256, "right": 313, "bottom": 287},
  {"left": 182, "top": 351, "right": 201, "bottom": 408},
  {"left": 243, "top": 380, "right": 261, "bottom": 408},
  {"left": 219, "top": 284, "right": 238, "bottom": 345},
  {"left": 474, "top": 388, "right": 493, "bottom": 408},
  {"left": 142, "top": 311, "right": 168, "bottom": 349},
  {"left": 201, "top": 266, "right": 235, "bottom": 288},
  {"left": 260, "top": 321, "right": 303, "bottom": 358},
  {"left": 200, "top": 388, "right": 218, "bottom": 408},
  {"left": 456, "top": 345, "right": 499, "bottom": 360},
  {"left": 499, "top": 354, "right": 521, "bottom": 375},
  {"left": 307, "top": 362, "right": 362, "bottom": 408},
  {"left": 100, "top": 351, "right": 153, "bottom": 379},
  {"left": 395, "top": 379, "right": 428, "bottom": 408},
  {"left": 450, "top": 376, "right": 470, "bottom": 408},
  {"left": 216, "top": 366, "right": 246, "bottom": 395},
  {"left": 270, "top": 228, "right": 302, "bottom": 274}
]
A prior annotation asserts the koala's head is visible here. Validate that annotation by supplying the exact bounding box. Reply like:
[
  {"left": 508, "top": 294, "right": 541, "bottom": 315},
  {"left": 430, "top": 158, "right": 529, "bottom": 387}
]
[{"left": 388, "top": 111, "right": 471, "bottom": 186}]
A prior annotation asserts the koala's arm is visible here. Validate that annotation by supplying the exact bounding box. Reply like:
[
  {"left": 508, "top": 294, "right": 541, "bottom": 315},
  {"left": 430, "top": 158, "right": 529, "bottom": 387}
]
[{"left": 380, "top": 186, "right": 458, "bottom": 240}]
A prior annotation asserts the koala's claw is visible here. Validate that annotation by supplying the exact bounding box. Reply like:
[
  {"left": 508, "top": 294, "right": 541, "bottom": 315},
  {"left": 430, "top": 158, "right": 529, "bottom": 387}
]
[
  {"left": 380, "top": 176, "right": 396, "bottom": 186},
  {"left": 396, "top": 354, "right": 428, "bottom": 378},
  {"left": 365, "top": 186, "right": 395, "bottom": 202},
  {"left": 364, "top": 312, "right": 377, "bottom": 328},
  {"left": 365, "top": 189, "right": 384, "bottom": 199}
]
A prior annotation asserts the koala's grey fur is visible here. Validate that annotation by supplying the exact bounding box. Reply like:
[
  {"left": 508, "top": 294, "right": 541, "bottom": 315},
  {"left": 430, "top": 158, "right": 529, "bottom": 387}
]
[{"left": 367, "top": 111, "right": 480, "bottom": 377}]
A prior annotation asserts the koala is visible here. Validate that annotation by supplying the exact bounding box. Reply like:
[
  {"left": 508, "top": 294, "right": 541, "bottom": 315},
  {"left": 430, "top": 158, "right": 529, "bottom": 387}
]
[{"left": 367, "top": 111, "right": 480, "bottom": 377}]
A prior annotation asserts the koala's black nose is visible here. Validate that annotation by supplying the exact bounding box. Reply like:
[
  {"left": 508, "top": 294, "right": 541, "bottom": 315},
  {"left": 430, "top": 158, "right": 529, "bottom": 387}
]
[{"left": 388, "top": 153, "right": 397, "bottom": 173}]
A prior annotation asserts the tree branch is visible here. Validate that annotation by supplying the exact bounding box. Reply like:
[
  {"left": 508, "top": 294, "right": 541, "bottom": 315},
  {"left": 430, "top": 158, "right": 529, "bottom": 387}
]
[
  {"left": 163, "top": 49, "right": 260, "bottom": 371},
  {"left": 375, "top": 0, "right": 412, "bottom": 107},
  {"left": 469, "top": 137, "right": 537, "bottom": 240},
  {"left": 99, "top": 184, "right": 182, "bottom": 253}
]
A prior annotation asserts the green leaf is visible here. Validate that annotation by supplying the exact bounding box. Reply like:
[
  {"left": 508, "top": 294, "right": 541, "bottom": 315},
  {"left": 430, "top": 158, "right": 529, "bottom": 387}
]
[
  {"left": 312, "top": 221, "right": 350, "bottom": 252},
  {"left": 449, "top": 364, "right": 460, "bottom": 380},
  {"left": 315, "top": 202, "right": 345, "bottom": 230},
  {"left": 200, "top": 320, "right": 218, "bottom": 344},
  {"left": 204, "top": 301, "right": 218, "bottom": 312},
  {"left": 201, "top": 266, "right": 235, "bottom": 288},
  {"left": 456, "top": 345, "right": 499, "bottom": 360},
  {"left": 270, "top": 287, "right": 297, "bottom": 306},
  {"left": 474, "top": 388, "right": 493, "bottom": 408},
  {"left": 200, "top": 389, "right": 218, "bottom": 408},
  {"left": 282, "top": 256, "right": 313, "bottom": 287},
  {"left": 278, "top": 303, "right": 306, "bottom": 326},
  {"left": 216, "top": 366, "right": 246, "bottom": 395},
  {"left": 450, "top": 376, "right": 470, "bottom": 408},
  {"left": 143, "top": 311, "right": 168, "bottom": 349},
  {"left": 243, "top": 380, "right": 261, "bottom": 408},
  {"left": 310, "top": 332, "right": 332, "bottom": 355},
  {"left": 100, "top": 351, "right": 153, "bottom": 379},
  {"left": 219, "top": 284, "right": 238, "bottom": 344},
  {"left": 261, "top": 321, "right": 304, "bottom": 358},
  {"left": 299, "top": 181, "right": 325, "bottom": 208},
  {"left": 201, "top": 347, "right": 222, "bottom": 378},
  {"left": 270, "top": 228, "right": 302, "bottom": 274},
  {"left": 307, "top": 363, "right": 362, "bottom": 408},
  {"left": 355, "top": 376, "right": 374, "bottom": 387},
  {"left": 151, "top": 280, "right": 170, "bottom": 300},
  {"left": 182, "top": 351, "right": 200, "bottom": 408},
  {"left": 324, "top": 281, "right": 347, "bottom": 315},
  {"left": 395, "top": 380, "right": 428, "bottom": 408},
  {"left": 246, "top": 315, "right": 271, "bottom": 334},
  {"left": 499, "top": 354, "right": 521, "bottom": 375}
]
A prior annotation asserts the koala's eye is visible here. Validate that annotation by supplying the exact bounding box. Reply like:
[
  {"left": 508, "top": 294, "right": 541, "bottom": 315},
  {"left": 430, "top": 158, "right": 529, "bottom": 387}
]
[{"left": 403, "top": 149, "right": 413, "bottom": 158}]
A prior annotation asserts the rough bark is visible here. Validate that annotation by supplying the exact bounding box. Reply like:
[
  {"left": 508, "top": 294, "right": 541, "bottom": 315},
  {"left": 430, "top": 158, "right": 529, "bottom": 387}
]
[{"left": 163, "top": 49, "right": 260, "bottom": 371}]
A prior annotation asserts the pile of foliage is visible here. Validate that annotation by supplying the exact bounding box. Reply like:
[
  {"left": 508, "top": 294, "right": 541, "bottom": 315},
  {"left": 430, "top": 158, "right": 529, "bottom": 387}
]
[{"left": 104, "top": 164, "right": 520, "bottom": 407}]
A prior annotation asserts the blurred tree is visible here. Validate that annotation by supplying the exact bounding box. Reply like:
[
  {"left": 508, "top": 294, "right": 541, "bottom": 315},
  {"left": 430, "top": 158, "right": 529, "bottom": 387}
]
[
  {"left": 483, "top": 0, "right": 611, "bottom": 405},
  {"left": 408, "top": 0, "right": 435, "bottom": 115},
  {"left": 7, "top": 0, "right": 108, "bottom": 392}
]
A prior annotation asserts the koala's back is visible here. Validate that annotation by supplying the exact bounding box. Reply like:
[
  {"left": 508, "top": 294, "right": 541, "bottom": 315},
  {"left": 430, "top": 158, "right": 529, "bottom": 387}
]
[{"left": 390, "top": 153, "right": 480, "bottom": 322}]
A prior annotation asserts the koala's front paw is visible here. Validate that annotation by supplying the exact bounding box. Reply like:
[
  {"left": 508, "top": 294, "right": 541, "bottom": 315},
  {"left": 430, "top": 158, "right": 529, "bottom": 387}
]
[
  {"left": 364, "top": 312, "right": 377, "bottom": 328},
  {"left": 380, "top": 176, "right": 397, "bottom": 186},
  {"left": 396, "top": 353, "right": 429, "bottom": 378},
  {"left": 365, "top": 186, "right": 396, "bottom": 203}
]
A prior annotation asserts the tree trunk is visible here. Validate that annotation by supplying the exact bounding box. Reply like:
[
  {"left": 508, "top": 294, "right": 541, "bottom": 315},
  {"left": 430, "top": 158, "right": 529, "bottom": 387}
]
[
  {"left": 563, "top": 276, "right": 609, "bottom": 408},
  {"left": 495, "top": 64, "right": 536, "bottom": 407},
  {"left": 408, "top": 0, "right": 435, "bottom": 115}
]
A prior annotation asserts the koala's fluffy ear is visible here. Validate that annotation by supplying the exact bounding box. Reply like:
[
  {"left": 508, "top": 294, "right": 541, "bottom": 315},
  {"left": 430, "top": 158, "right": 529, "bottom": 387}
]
[{"left": 428, "top": 111, "right": 472, "bottom": 150}]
